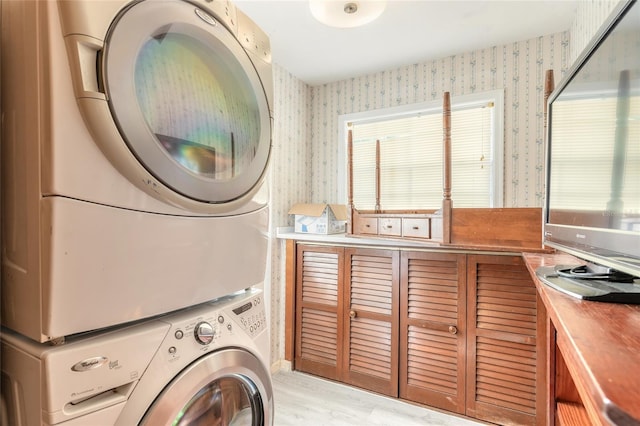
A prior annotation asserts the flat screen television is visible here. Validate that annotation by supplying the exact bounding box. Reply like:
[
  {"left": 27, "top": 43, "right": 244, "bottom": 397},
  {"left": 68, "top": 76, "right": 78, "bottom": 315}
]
[{"left": 540, "top": 0, "right": 640, "bottom": 300}]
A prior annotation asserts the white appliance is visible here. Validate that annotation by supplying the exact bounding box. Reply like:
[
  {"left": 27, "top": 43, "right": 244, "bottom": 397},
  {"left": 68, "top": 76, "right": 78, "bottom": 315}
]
[
  {"left": 1, "top": 0, "right": 273, "bottom": 342},
  {"left": 1, "top": 288, "right": 273, "bottom": 426}
]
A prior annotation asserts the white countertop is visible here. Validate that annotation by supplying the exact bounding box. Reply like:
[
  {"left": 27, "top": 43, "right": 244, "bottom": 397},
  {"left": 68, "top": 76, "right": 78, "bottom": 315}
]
[
  {"left": 276, "top": 227, "right": 527, "bottom": 255},
  {"left": 276, "top": 226, "right": 444, "bottom": 249}
]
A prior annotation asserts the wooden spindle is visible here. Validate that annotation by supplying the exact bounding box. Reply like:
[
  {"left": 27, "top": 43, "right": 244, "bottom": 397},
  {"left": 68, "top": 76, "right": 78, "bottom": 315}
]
[
  {"left": 544, "top": 69, "right": 555, "bottom": 140},
  {"left": 375, "top": 139, "right": 381, "bottom": 213},
  {"left": 442, "top": 92, "right": 452, "bottom": 243},
  {"left": 443, "top": 93, "right": 452, "bottom": 202},
  {"left": 347, "top": 126, "right": 354, "bottom": 234}
]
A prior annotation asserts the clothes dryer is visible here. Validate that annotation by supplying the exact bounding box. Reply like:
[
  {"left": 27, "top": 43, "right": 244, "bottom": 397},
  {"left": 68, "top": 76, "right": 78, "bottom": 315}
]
[
  {"left": 1, "top": 0, "right": 273, "bottom": 342},
  {"left": 1, "top": 288, "right": 273, "bottom": 426}
]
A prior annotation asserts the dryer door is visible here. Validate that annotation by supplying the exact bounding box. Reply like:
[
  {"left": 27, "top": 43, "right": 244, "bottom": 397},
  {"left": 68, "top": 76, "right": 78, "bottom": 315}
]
[
  {"left": 102, "top": 0, "right": 271, "bottom": 206},
  {"left": 141, "top": 348, "right": 273, "bottom": 425}
]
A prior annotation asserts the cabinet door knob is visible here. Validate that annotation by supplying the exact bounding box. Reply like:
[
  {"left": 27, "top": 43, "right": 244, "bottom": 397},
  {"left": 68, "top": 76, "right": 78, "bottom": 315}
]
[
  {"left": 349, "top": 310, "right": 357, "bottom": 319},
  {"left": 448, "top": 325, "right": 458, "bottom": 335}
]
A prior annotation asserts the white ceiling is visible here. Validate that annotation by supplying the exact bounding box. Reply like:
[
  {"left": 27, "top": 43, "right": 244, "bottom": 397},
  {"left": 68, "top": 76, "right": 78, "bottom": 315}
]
[{"left": 234, "top": 0, "right": 580, "bottom": 86}]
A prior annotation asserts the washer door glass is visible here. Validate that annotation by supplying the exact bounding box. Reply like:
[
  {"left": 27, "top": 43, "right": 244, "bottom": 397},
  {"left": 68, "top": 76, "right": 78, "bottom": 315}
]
[
  {"left": 175, "top": 376, "right": 262, "bottom": 425},
  {"left": 141, "top": 349, "right": 273, "bottom": 425},
  {"left": 103, "top": 0, "right": 271, "bottom": 203}
]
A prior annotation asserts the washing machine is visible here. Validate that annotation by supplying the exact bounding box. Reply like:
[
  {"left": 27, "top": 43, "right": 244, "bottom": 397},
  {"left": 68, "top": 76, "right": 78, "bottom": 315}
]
[
  {"left": 1, "top": 0, "right": 273, "bottom": 343},
  {"left": 1, "top": 288, "right": 273, "bottom": 426}
]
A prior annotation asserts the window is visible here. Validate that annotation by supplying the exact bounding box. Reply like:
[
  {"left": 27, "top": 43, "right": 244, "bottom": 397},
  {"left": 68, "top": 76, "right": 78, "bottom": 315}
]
[{"left": 338, "top": 90, "right": 504, "bottom": 210}]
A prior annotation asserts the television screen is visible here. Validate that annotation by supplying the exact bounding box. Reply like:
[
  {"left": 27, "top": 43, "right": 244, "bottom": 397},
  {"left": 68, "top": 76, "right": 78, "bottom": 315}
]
[{"left": 544, "top": 0, "right": 640, "bottom": 281}]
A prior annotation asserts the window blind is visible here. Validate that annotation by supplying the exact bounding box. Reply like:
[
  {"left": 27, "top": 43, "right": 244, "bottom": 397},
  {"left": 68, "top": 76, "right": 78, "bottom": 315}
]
[{"left": 351, "top": 103, "right": 493, "bottom": 211}]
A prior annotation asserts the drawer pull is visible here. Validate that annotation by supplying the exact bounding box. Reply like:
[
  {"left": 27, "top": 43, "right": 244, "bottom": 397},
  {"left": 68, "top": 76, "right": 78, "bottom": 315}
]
[
  {"left": 385, "top": 225, "right": 393, "bottom": 229},
  {"left": 365, "top": 224, "right": 370, "bottom": 228},
  {"left": 412, "top": 226, "right": 419, "bottom": 230}
]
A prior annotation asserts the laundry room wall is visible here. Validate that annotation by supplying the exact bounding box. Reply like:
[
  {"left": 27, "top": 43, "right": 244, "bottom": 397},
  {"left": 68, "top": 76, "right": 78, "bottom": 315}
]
[
  {"left": 267, "top": 64, "right": 311, "bottom": 368},
  {"left": 305, "top": 0, "right": 621, "bottom": 210},
  {"left": 266, "top": 0, "right": 621, "bottom": 367},
  {"left": 307, "top": 32, "right": 569, "bottom": 208}
]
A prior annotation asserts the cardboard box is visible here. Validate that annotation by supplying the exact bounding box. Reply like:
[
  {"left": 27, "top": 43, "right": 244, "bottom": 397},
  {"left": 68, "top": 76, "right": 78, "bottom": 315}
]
[{"left": 288, "top": 204, "right": 348, "bottom": 234}]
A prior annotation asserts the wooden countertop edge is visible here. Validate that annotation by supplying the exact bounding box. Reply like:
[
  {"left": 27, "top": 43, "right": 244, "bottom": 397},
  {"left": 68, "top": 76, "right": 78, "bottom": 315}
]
[
  {"left": 523, "top": 252, "right": 640, "bottom": 426},
  {"left": 549, "top": 302, "right": 613, "bottom": 426}
]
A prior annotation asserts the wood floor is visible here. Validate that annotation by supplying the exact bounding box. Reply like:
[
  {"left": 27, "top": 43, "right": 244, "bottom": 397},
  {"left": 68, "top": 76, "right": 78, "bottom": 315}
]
[{"left": 272, "top": 370, "right": 488, "bottom": 426}]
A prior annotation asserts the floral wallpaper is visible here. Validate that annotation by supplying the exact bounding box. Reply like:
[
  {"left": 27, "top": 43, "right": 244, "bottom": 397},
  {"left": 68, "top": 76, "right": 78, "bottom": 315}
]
[
  {"left": 267, "top": 0, "right": 622, "bottom": 367},
  {"left": 266, "top": 66, "right": 310, "bottom": 370},
  {"left": 309, "top": 35, "right": 570, "bottom": 208}
]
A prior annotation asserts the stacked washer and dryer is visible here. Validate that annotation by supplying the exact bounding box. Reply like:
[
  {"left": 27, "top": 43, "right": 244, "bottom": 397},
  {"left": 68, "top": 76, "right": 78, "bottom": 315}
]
[{"left": 1, "top": 0, "right": 274, "bottom": 424}]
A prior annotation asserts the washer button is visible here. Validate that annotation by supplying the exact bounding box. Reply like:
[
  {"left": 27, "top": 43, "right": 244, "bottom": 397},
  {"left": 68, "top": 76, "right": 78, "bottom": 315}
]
[
  {"left": 174, "top": 330, "right": 184, "bottom": 340},
  {"left": 168, "top": 346, "right": 177, "bottom": 355},
  {"left": 218, "top": 315, "right": 224, "bottom": 324}
]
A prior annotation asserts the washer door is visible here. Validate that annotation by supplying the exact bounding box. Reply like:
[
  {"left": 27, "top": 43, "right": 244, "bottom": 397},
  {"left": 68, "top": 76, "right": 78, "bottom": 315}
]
[
  {"left": 102, "top": 0, "right": 271, "bottom": 205},
  {"left": 141, "top": 349, "right": 273, "bottom": 425}
]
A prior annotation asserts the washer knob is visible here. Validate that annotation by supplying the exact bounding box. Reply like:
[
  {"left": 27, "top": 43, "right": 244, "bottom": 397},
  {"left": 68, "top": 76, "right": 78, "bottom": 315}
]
[{"left": 194, "top": 321, "right": 215, "bottom": 345}]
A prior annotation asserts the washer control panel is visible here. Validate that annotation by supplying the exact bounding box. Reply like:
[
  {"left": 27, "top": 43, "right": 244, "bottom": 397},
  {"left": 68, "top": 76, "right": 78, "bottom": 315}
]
[
  {"left": 228, "top": 293, "right": 266, "bottom": 338},
  {"left": 159, "top": 289, "right": 265, "bottom": 364},
  {"left": 161, "top": 309, "right": 221, "bottom": 364},
  {"left": 168, "top": 312, "right": 220, "bottom": 351}
]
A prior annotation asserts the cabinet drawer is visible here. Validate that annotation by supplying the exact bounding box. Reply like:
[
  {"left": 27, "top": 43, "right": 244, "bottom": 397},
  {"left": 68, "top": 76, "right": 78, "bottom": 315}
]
[
  {"left": 402, "top": 218, "right": 430, "bottom": 239},
  {"left": 379, "top": 218, "right": 402, "bottom": 236},
  {"left": 355, "top": 217, "right": 378, "bottom": 234}
]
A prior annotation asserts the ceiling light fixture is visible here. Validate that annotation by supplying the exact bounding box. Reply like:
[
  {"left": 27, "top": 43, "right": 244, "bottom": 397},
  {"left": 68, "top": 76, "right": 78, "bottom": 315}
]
[
  {"left": 344, "top": 3, "right": 358, "bottom": 14},
  {"left": 309, "top": 0, "right": 387, "bottom": 28}
]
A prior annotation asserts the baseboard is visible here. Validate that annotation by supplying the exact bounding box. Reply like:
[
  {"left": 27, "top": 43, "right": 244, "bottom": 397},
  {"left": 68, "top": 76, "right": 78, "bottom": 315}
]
[{"left": 270, "top": 359, "right": 292, "bottom": 374}]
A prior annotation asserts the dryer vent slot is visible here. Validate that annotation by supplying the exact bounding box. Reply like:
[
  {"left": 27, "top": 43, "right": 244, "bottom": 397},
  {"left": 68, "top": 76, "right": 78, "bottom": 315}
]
[{"left": 65, "top": 381, "right": 136, "bottom": 415}]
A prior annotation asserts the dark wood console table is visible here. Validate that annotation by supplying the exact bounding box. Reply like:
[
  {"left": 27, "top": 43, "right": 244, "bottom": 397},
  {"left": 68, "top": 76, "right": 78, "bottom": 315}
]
[{"left": 523, "top": 252, "right": 640, "bottom": 426}]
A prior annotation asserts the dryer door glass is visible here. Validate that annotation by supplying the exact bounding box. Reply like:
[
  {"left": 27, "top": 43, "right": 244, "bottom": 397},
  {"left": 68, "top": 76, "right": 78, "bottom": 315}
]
[
  {"left": 103, "top": 0, "right": 271, "bottom": 204},
  {"left": 136, "top": 33, "right": 260, "bottom": 181}
]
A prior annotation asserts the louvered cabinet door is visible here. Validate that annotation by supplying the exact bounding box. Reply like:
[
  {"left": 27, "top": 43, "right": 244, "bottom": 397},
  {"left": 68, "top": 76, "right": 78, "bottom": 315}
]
[
  {"left": 399, "top": 251, "right": 467, "bottom": 414},
  {"left": 343, "top": 248, "right": 399, "bottom": 397},
  {"left": 466, "top": 255, "right": 539, "bottom": 425},
  {"left": 295, "top": 245, "right": 344, "bottom": 381}
]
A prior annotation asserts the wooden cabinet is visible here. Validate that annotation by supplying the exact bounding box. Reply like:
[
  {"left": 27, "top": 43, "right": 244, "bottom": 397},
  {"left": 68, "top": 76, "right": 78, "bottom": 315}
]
[
  {"left": 466, "top": 255, "right": 540, "bottom": 426},
  {"left": 290, "top": 243, "right": 541, "bottom": 425},
  {"left": 524, "top": 252, "right": 640, "bottom": 426},
  {"left": 294, "top": 245, "right": 343, "bottom": 381},
  {"left": 398, "top": 252, "right": 541, "bottom": 425},
  {"left": 351, "top": 210, "right": 443, "bottom": 242},
  {"left": 399, "top": 251, "right": 467, "bottom": 414},
  {"left": 343, "top": 248, "right": 399, "bottom": 396},
  {"left": 294, "top": 244, "right": 399, "bottom": 397}
]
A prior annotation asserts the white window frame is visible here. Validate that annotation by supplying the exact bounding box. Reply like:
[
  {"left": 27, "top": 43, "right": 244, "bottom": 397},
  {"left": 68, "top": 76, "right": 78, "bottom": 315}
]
[{"left": 337, "top": 90, "right": 504, "bottom": 208}]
